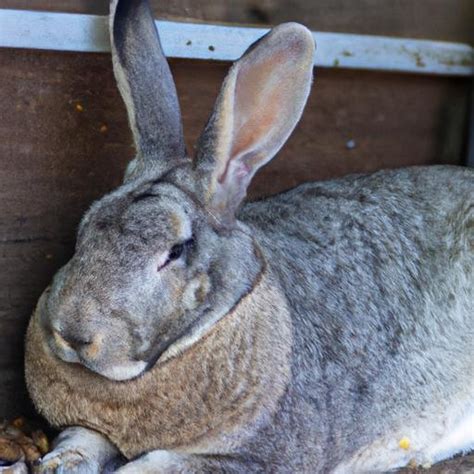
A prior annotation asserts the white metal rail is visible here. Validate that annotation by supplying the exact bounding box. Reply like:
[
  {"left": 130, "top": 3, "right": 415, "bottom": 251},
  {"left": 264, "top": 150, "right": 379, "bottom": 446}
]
[{"left": 0, "top": 9, "right": 473, "bottom": 77}]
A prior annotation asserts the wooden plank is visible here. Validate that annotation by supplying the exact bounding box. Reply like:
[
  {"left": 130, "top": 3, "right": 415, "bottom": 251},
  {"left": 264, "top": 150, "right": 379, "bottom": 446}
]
[
  {"left": 398, "top": 453, "right": 474, "bottom": 473},
  {"left": 0, "top": 48, "right": 469, "bottom": 418},
  {"left": 0, "top": 0, "right": 472, "bottom": 44},
  {"left": 1, "top": 10, "right": 473, "bottom": 77}
]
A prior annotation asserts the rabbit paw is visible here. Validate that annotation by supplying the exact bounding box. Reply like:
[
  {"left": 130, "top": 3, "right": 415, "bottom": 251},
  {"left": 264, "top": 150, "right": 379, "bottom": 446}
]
[
  {"left": 115, "top": 450, "right": 184, "bottom": 474},
  {"left": 34, "top": 447, "right": 100, "bottom": 474}
]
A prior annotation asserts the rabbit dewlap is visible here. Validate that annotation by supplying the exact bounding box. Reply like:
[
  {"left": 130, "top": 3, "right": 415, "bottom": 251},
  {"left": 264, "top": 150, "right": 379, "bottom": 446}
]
[{"left": 25, "top": 0, "right": 474, "bottom": 472}]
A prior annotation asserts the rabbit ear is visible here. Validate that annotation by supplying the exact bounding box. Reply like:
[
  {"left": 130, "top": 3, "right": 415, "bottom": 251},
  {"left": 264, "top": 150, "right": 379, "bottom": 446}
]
[
  {"left": 110, "top": 0, "right": 186, "bottom": 172},
  {"left": 194, "top": 23, "right": 315, "bottom": 227}
]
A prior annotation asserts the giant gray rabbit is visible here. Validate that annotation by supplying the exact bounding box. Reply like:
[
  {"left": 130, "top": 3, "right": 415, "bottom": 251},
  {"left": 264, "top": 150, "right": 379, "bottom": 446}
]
[{"left": 25, "top": 0, "right": 474, "bottom": 472}]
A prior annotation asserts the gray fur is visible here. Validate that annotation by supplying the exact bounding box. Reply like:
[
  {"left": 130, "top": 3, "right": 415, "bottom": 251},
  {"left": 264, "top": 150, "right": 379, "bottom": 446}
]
[
  {"left": 110, "top": 0, "right": 186, "bottom": 175},
  {"left": 30, "top": 0, "right": 473, "bottom": 472},
  {"left": 239, "top": 165, "right": 474, "bottom": 472}
]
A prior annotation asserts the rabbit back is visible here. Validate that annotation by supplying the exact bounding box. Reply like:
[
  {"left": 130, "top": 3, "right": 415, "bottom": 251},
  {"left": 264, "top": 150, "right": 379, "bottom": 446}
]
[{"left": 239, "top": 164, "right": 473, "bottom": 471}]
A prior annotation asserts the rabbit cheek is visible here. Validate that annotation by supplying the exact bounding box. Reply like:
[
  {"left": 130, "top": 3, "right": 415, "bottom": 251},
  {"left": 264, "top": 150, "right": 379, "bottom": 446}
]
[
  {"left": 182, "top": 274, "right": 211, "bottom": 311},
  {"left": 81, "top": 334, "right": 103, "bottom": 361}
]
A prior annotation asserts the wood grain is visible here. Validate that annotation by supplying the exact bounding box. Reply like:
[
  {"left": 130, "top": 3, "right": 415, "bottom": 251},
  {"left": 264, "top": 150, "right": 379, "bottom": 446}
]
[
  {"left": 398, "top": 454, "right": 474, "bottom": 473},
  {"left": 0, "top": 0, "right": 472, "bottom": 44},
  {"left": 0, "top": 45, "right": 471, "bottom": 470}
]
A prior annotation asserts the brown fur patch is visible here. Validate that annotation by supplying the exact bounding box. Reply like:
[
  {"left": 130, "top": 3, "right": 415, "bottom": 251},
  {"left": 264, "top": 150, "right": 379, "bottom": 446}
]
[{"left": 82, "top": 335, "right": 103, "bottom": 361}]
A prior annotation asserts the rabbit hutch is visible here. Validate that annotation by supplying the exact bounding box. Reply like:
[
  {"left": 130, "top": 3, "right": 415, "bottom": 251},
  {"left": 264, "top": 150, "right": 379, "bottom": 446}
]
[{"left": 0, "top": 0, "right": 473, "bottom": 471}]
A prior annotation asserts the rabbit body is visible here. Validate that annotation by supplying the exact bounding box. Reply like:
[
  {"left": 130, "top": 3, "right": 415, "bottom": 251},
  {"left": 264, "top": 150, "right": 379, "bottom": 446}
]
[
  {"left": 26, "top": 165, "right": 473, "bottom": 473},
  {"left": 25, "top": 0, "right": 473, "bottom": 472},
  {"left": 240, "top": 165, "right": 474, "bottom": 472}
]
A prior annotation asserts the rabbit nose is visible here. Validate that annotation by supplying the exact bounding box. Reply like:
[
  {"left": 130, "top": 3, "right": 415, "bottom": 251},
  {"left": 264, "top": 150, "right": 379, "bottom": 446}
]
[{"left": 53, "top": 329, "right": 102, "bottom": 360}]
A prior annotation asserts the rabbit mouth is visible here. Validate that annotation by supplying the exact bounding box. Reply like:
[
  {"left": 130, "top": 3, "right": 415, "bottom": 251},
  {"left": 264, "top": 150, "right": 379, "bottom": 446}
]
[
  {"left": 80, "top": 358, "right": 148, "bottom": 381},
  {"left": 46, "top": 330, "right": 149, "bottom": 381},
  {"left": 39, "top": 308, "right": 149, "bottom": 381}
]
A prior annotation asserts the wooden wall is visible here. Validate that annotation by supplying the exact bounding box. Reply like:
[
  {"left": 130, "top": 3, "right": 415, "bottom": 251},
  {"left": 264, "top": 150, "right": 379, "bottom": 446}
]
[{"left": 0, "top": 0, "right": 472, "bottom": 419}]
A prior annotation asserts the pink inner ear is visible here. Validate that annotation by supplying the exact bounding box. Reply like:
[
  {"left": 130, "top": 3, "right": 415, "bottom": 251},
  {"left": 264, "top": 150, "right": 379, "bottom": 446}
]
[
  {"left": 225, "top": 49, "right": 297, "bottom": 181},
  {"left": 217, "top": 158, "right": 251, "bottom": 184},
  {"left": 209, "top": 25, "right": 314, "bottom": 221}
]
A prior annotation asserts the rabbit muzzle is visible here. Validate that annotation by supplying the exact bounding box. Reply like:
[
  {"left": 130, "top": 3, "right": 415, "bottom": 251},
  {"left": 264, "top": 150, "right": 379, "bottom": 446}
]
[
  {"left": 40, "top": 301, "right": 148, "bottom": 381},
  {"left": 51, "top": 327, "right": 98, "bottom": 362},
  {"left": 48, "top": 326, "right": 148, "bottom": 381}
]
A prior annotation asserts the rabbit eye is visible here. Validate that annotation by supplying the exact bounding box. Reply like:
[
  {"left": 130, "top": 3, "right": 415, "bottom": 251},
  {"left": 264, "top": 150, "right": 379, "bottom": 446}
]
[
  {"left": 169, "top": 243, "right": 184, "bottom": 261},
  {"left": 158, "top": 238, "right": 195, "bottom": 271}
]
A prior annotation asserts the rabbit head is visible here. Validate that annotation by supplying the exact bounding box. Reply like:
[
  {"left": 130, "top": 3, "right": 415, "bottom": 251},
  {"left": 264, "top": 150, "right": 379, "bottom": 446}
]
[{"left": 38, "top": 0, "right": 315, "bottom": 381}]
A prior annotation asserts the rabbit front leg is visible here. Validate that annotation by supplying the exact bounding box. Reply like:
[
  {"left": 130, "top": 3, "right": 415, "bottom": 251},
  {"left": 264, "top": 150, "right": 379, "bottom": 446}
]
[
  {"left": 35, "top": 426, "right": 118, "bottom": 474},
  {"left": 116, "top": 450, "right": 259, "bottom": 473}
]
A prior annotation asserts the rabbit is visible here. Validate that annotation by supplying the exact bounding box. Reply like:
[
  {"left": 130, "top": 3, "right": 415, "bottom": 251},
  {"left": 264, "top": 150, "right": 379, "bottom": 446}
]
[{"left": 25, "top": 0, "right": 474, "bottom": 472}]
